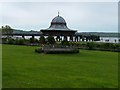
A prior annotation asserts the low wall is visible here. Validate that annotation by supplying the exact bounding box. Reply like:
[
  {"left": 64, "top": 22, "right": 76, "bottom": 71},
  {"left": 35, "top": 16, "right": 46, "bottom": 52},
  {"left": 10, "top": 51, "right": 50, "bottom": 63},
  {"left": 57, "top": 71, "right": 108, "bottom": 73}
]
[{"left": 37, "top": 47, "right": 79, "bottom": 54}]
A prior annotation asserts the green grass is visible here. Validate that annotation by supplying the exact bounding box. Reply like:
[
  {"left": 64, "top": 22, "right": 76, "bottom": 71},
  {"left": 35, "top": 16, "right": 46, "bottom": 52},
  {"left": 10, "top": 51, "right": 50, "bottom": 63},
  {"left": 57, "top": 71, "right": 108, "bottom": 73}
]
[
  {"left": 2, "top": 44, "right": 118, "bottom": 88},
  {"left": 0, "top": 44, "right": 2, "bottom": 89}
]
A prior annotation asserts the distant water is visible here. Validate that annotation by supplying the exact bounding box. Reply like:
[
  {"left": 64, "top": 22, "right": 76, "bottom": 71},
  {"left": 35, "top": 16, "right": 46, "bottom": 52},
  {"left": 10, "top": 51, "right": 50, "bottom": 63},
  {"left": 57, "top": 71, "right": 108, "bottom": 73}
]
[{"left": 4, "top": 36, "right": 120, "bottom": 43}]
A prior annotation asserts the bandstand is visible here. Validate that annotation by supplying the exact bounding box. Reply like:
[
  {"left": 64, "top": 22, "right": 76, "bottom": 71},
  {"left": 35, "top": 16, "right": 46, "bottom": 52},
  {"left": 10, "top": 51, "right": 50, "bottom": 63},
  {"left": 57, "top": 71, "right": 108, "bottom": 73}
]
[{"left": 40, "top": 13, "right": 77, "bottom": 42}]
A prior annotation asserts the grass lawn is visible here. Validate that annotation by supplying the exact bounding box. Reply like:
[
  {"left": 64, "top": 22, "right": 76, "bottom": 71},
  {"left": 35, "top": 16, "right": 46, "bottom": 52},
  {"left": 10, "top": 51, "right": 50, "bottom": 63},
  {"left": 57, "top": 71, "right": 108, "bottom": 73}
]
[
  {"left": 0, "top": 44, "right": 2, "bottom": 89},
  {"left": 2, "top": 44, "right": 118, "bottom": 88}
]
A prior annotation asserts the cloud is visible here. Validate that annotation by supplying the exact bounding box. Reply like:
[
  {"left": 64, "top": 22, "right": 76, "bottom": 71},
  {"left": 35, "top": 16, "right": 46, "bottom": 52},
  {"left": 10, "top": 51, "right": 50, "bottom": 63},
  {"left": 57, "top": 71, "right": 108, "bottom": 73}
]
[
  {"left": 1, "top": 2, "right": 118, "bottom": 32},
  {"left": 0, "top": 0, "right": 119, "bottom": 2}
]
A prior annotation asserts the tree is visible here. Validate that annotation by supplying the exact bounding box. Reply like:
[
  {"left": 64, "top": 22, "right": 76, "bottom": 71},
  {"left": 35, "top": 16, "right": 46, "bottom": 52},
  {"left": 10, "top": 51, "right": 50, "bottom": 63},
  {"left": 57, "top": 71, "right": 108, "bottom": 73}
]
[
  {"left": 89, "top": 35, "right": 100, "bottom": 42},
  {"left": 86, "top": 36, "right": 89, "bottom": 42},
  {"left": 39, "top": 36, "right": 46, "bottom": 45},
  {"left": 94, "top": 36, "right": 100, "bottom": 41},
  {"left": 8, "top": 38, "right": 14, "bottom": 44},
  {"left": 114, "top": 39, "right": 116, "bottom": 43},
  {"left": 35, "top": 39, "right": 39, "bottom": 43},
  {"left": 1, "top": 25, "right": 13, "bottom": 40},
  {"left": 119, "top": 39, "right": 120, "bottom": 43},
  {"left": 2, "top": 25, "right": 13, "bottom": 34},
  {"left": 47, "top": 35, "right": 55, "bottom": 44},
  {"left": 30, "top": 37, "right": 35, "bottom": 43},
  {"left": 56, "top": 36, "right": 60, "bottom": 41},
  {"left": 90, "top": 35, "right": 95, "bottom": 41},
  {"left": 14, "top": 38, "right": 25, "bottom": 45},
  {"left": 82, "top": 37, "right": 84, "bottom": 42},
  {"left": 79, "top": 35, "right": 83, "bottom": 41}
]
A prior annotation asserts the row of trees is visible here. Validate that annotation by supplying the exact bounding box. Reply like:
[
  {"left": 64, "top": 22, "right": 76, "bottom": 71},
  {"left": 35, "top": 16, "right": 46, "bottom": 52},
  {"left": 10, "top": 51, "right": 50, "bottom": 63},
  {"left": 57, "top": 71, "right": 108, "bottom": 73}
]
[
  {"left": 2, "top": 38, "right": 39, "bottom": 45},
  {"left": 50, "top": 35, "right": 100, "bottom": 42},
  {"left": 2, "top": 35, "right": 55, "bottom": 45},
  {"left": 2, "top": 36, "right": 120, "bottom": 52},
  {"left": 1, "top": 25, "right": 14, "bottom": 43},
  {"left": 0, "top": 25, "right": 100, "bottom": 42},
  {"left": 39, "top": 36, "right": 55, "bottom": 45},
  {"left": 39, "top": 36, "right": 120, "bottom": 52},
  {"left": 68, "top": 42, "right": 120, "bottom": 51},
  {"left": 39, "top": 35, "right": 100, "bottom": 45},
  {"left": 78, "top": 35, "right": 100, "bottom": 42},
  {"left": 1, "top": 25, "right": 13, "bottom": 34}
]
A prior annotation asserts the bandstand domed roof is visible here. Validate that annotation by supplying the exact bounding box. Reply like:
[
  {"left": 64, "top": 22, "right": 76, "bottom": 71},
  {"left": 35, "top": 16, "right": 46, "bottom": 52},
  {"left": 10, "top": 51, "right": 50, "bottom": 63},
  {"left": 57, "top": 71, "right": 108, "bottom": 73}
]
[
  {"left": 41, "top": 12, "right": 77, "bottom": 33},
  {"left": 47, "top": 14, "right": 71, "bottom": 30},
  {"left": 51, "top": 15, "right": 66, "bottom": 24}
]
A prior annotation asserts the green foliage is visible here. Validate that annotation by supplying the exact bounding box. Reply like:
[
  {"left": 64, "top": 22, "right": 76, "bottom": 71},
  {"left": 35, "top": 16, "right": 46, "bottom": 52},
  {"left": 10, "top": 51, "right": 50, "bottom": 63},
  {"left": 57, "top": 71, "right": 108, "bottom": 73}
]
[
  {"left": 68, "top": 42, "right": 120, "bottom": 51},
  {"left": 29, "top": 37, "right": 35, "bottom": 43},
  {"left": 61, "top": 40, "right": 69, "bottom": 46},
  {"left": 1, "top": 25, "right": 13, "bottom": 41},
  {"left": 35, "top": 39, "right": 39, "bottom": 43},
  {"left": 39, "top": 36, "right": 46, "bottom": 44},
  {"left": 18, "top": 39, "right": 25, "bottom": 45},
  {"left": 103, "top": 43, "right": 110, "bottom": 49},
  {"left": 14, "top": 39, "right": 19, "bottom": 45},
  {"left": 14, "top": 39, "right": 25, "bottom": 45},
  {"left": 7, "top": 38, "right": 14, "bottom": 44},
  {"left": 2, "top": 45, "right": 118, "bottom": 88},
  {"left": 87, "top": 42, "right": 95, "bottom": 49},
  {"left": 69, "top": 42, "right": 74, "bottom": 46},
  {"left": 100, "top": 43, "right": 113, "bottom": 49},
  {"left": 7, "top": 38, "right": 25, "bottom": 45},
  {"left": 1, "top": 25, "right": 13, "bottom": 35},
  {"left": 35, "top": 48, "right": 43, "bottom": 53},
  {"left": 2, "top": 38, "right": 8, "bottom": 43},
  {"left": 114, "top": 44, "right": 120, "bottom": 49},
  {"left": 47, "top": 36, "right": 55, "bottom": 44}
]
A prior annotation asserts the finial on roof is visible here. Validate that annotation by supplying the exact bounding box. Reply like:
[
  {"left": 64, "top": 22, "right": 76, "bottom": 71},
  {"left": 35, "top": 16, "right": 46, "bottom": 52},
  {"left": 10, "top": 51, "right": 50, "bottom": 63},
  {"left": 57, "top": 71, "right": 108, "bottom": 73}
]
[{"left": 58, "top": 11, "right": 59, "bottom": 16}]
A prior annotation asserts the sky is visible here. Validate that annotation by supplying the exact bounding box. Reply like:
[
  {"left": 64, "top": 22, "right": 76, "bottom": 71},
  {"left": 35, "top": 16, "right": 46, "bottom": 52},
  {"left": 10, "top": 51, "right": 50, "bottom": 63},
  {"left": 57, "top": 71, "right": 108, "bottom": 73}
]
[{"left": 0, "top": 1, "right": 118, "bottom": 32}]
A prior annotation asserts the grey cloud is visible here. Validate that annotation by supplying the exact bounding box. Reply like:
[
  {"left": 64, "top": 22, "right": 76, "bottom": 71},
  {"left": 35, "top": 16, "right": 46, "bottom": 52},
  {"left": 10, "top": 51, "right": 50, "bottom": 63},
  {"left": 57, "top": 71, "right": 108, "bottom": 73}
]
[{"left": 1, "top": 2, "right": 118, "bottom": 32}]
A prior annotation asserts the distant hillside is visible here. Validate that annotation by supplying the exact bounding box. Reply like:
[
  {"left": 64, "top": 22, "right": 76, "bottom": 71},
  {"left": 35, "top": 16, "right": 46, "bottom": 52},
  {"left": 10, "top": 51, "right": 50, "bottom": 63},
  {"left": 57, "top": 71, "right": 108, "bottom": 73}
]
[
  {"left": 76, "top": 32, "right": 119, "bottom": 37},
  {"left": 13, "top": 29, "right": 40, "bottom": 34},
  {"left": 12, "top": 29, "right": 119, "bottom": 37}
]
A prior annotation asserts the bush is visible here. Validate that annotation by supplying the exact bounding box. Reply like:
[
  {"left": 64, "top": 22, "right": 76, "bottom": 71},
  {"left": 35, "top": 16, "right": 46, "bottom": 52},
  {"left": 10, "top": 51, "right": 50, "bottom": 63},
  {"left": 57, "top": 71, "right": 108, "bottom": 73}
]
[
  {"left": 100, "top": 43, "right": 113, "bottom": 49},
  {"left": 18, "top": 39, "right": 25, "bottom": 45},
  {"left": 96, "top": 43, "right": 101, "bottom": 48},
  {"left": 30, "top": 38, "right": 35, "bottom": 43},
  {"left": 47, "top": 36, "right": 55, "bottom": 44},
  {"left": 2, "top": 38, "right": 8, "bottom": 43},
  {"left": 14, "top": 39, "right": 19, "bottom": 45},
  {"left": 87, "top": 42, "right": 95, "bottom": 49},
  {"left": 61, "top": 40, "right": 69, "bottom": 46},
  {"left": 39, "top": 36, "right": 46, "bottom": 44},
  {"left": 35, "top": 48, "right": 43, "bottom": 53},
  {"left": 112, "top": 44, "right": 120, "bottom": 50},
  {"left": 35, "top": 39, "right": 39, "bottom": 43},
  {"left": 69, "top": 42, "right": 74, "bottom": 46},
  {"left": 14, "top": 39, "right": 25, "bottom": 45},
  {"left": 8, "top": 38, "right": 14, "bottom": 44}
]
